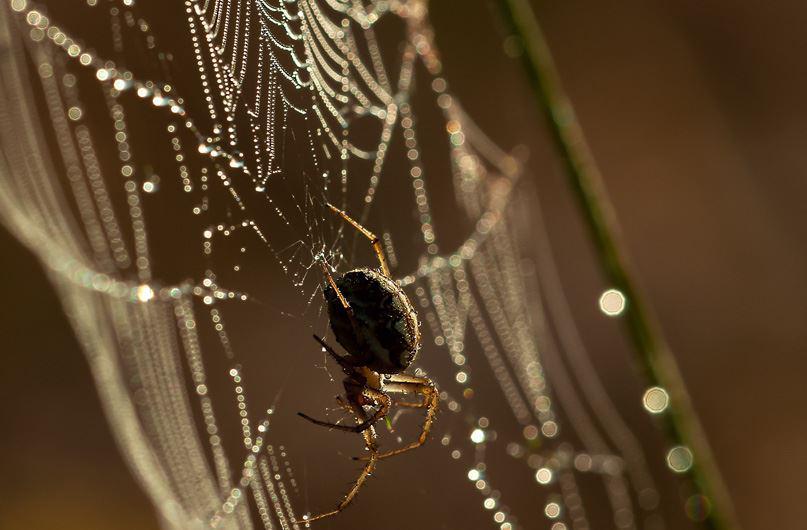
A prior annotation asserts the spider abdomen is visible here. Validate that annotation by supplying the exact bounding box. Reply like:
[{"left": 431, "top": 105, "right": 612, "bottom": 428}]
[{"left": 324, "top": 268, "right": 420, "bottom": 374}]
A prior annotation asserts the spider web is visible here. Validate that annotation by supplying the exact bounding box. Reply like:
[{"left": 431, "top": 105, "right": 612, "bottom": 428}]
[{"left": 0, "top": 1, "right": 685, "bottom": 529}]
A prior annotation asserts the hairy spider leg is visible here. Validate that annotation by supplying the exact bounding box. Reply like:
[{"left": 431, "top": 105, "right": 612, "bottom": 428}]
[
  {"left": 298, "top": 398, "right": 380, "bottom": 523},
  {"left": 298, "top": 384, "right": 391, "bottom": 433},
  {"left": 326, "top": 202, "right": 391, "bottom": 277},
  {"left": 354, "top": 374, "right": 439, "bottom": 461}
]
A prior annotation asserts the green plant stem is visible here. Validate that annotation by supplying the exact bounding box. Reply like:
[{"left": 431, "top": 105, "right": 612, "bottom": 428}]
[{"left": 498, "top": 1, "right": 741, "bottom": 529}]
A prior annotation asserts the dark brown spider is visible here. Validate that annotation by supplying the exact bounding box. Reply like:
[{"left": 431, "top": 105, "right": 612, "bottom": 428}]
[{"left": 296, "top": 203, "right": 439, "bottom": 523}]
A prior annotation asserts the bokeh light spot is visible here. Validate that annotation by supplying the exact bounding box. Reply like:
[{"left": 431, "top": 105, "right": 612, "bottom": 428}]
[
  {"left": 666, "top": 446, "right": 694, "bottom": 473},
  {"left": 599, "top": 288, "right": 626, "bottom": 316},
  {"left": 642, "top": 386, "right": 670, "bottom": 414}
]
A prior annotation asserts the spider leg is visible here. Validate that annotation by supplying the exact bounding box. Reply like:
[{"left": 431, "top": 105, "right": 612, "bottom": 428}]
[
  {"left": 298, "top": 385, "right": 391, "bottom": 433},
  {"left": 354, "top": 375, "right": 439, "bottom": 461},
  {"left": 319, "top": 260, "right": 353, "bottom": 312},
  {"left": 312, "top": 334, "right": 359, "bottom": 375},
  {"left": 314, "top": 259, "right": 376, "bottom": 366},
  {"left": 326, "top": 202, "right": 391, "bottom": 277},
  {"left": 316, "top": 262, "right": 375, "bottom": 366},
  {"left": 297, "top": 395, "right": 380, "bottom": 523}
]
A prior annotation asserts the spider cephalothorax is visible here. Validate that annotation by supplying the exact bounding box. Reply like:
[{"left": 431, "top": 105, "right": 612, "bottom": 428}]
[
  {"left": 324, "top": 268, "right": 421, "bottom": 374},
  {"left": 296, "top": 203, "right": 438, "bottom": 524}
]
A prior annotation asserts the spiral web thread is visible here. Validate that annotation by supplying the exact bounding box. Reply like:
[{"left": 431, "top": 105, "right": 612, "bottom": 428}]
[{"left": 0, "top": 0, "right": 672, "bottom": 529}]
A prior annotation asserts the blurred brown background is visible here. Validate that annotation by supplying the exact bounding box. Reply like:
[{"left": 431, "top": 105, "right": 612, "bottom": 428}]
[{"left": 1, "top": 1, "right": 806, "bottom": 529}]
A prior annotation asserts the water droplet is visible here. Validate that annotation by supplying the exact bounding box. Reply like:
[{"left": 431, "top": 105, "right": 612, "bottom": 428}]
[
  {"left": 535, "top": 467, "right": 553, "bottom": 484},
  {"left": 142, "top": 175, "right": 159, "bottom": 193},
  {"left": 136, "top": 284, "right": 154, "bottom": 302},
  {"left": 523, "top": 424, "right": 539, "bottom": 441},
  {"left": 470, "top": 428, "right": 485, "bottom": 444},
  {"left": 642, "top": 386, "right": 670, "bottom": 414},
  {"left": 666, "top": 445, "right": 693, "bottom": 473},
  {"left": 544, "top": 502, "right": 562, "bottom": 519},
  {"left": 599, "top": 288, "right": 627, "bottom": 316},
  {"left": 684, "top": 494, "right": 711, "bottom": 522}
]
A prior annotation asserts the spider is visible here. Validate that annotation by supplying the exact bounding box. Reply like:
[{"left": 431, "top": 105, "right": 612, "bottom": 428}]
[{"left": 296, "top": 203, "right": 439, "bottom": 523}]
